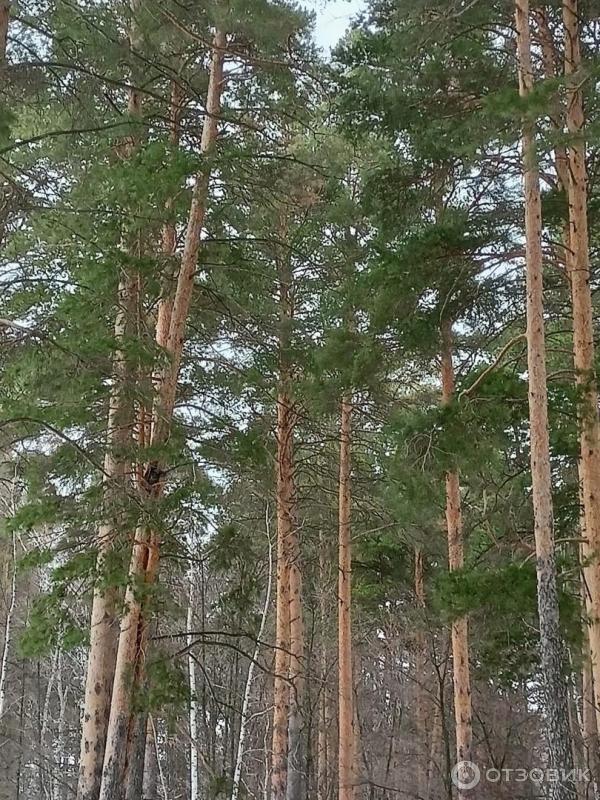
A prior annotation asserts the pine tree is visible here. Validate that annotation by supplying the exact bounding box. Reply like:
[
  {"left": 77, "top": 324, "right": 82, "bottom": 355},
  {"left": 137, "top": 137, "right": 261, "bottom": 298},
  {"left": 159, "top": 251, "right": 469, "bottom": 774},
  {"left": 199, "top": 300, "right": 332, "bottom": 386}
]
[{"left": 515, "top": 2, "right": 574, "bottom": 795}]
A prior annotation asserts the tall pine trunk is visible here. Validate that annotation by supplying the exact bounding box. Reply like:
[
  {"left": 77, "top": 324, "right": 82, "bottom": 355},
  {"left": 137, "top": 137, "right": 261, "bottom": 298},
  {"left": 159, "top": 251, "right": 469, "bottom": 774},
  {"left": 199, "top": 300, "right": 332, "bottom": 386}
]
[
  {"left": 77, "top": 4, "right": 144, "bottom": 793},
  {"left": 515, "top": 3, "right": 574, "bottom": 795},
  {"left": 280, "top": 222, "right": 305, "bottom": 800},
  {"left": 98, "top": 30, "right": 226, "bottom": 800},
  {"left": 272, "top": 387, "right": 294, "bottom": 800},
  {"left": 272, "top": 209, "right": 303, "bottom": 800},
  {"left": 76, "top": 213, "right": 137, "bottom": 800},
  {"left": 338, "top": 394, "right": 354, "bottom": 800},
  {"left": 440, "top": 321, "right": 472, "bottom": 794},
  {"left": 562, "top": 0, "right": 600, "bottom": 735},
  {"left": 286, "top": 506, "right": 305, "bottom": 800}
]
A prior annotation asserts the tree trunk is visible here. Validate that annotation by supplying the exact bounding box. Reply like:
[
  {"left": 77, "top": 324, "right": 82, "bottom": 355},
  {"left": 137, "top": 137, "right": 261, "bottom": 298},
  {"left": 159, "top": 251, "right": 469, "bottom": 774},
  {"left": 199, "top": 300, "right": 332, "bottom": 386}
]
[
  {"left": 563, "top": 0, "right": 600, "bottom": 738},
  {"left": 427, "top": 686, "right": 444, "bottom": 800},
  {"left": 440, "top": 320, "right": 473, "bottom": 793},
  {"left": 338, "top": 394, "right": 354, "bottom": 800},
  {"left": 272, "top": 208, "right": 300, "bottom": 800},
  {"left": 123, "top": 709, "right": 148, "bottom": 800},
  {"left": 272, "top": 391, "right": 292, "bottom": 800},
  {"left": 188, "top": 573, "right": 200, "bottom": 800},
  {"left": 582, "top": 650, "right": 600, "bottom": 800},
  {"left": 57, "top": 659, "right": 69, "bottom": 800},
  {"left": 77, "top": 269, "right": 136, "bottom": 800},
  {"left": 232, "top": 508, "right": 273, "bottom": 800},
  {"left": 156, "top": 77, "right": 184, "bottom": 350},
  {"left": 98, "top": 31, "right": 226, "bottom": 800},
  {"left": 317, "top": 538, "right": 332, "bottom": 800},
  {"left": 414, "top": 547, "right": 430, "bottom": 799},
  {"left": 77, "top": 3, "right": 144, "bottom": 793},
  {"left": 286, "top": 527, "right": 305, "bottom": 800},
  {"left": 277, "top": 240, "right": 304, "bottom": 800},
  {"left": 569, "top": 675, "right": 586, "bottom": 800},
  {"left": 581, "top": 541, "right": 600, "bottom": 799},
  {"left": 515, "top": 3, "right": 575, "bottom": 795},
  {"left": 142, "top": 716, "right": 159, "bottom": 800},
  {"left": 0, "top": 529, "right": 16, "bottom": 721}
]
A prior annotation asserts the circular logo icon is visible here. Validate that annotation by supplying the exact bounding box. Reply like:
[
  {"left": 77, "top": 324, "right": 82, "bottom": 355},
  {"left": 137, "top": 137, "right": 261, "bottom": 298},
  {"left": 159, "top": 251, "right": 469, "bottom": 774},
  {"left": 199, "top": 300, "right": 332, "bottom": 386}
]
[{"left": 451, "top": 761, "right": 481, "bottom": 791}]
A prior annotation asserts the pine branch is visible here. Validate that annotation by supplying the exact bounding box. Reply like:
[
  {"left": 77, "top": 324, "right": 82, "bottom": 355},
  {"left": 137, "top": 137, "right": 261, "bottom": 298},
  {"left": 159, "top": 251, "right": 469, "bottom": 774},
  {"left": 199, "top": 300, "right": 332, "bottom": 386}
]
[{"left": 458, "top": 334, "right": 526, "bottom": 399}]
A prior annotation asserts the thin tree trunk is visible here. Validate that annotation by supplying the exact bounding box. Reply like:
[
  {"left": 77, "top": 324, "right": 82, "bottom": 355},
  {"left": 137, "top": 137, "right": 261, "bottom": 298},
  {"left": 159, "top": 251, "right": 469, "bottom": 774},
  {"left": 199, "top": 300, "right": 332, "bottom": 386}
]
[
  {"left": 569, "top": 675, "right": 586, "bottom": 800},
  {"left": 142, "top": 715, "right": 159, "bottom": 800},
  {"left": 272, "top": 210, "right": 298, "bottom": 800},
  {"left": 57, "top": 659, "right": 69, "bottom": 800},
  {"left": 515, "top": 3, "right": 575, "bottom": 795},
  {"left": 0, "top": 530, "right": 16, "bottom": 720},
  {"left": 156, "top": 77, "right": 184, "bottom": 350},
  {"left": 538, "top": 19, "right": 598, "bottom": 792},
  {"left": 41, "top": 644, "right": 60, "bottom": 792},
  {"left": 15, "top": 658, "right": 25, "bottom": 800},
  {"left": 279, "top": 268, "right": 304, "bottom": 800},
  {"left": 427, "top": 687, "right": 444, "bottom": 800},
  {"left": 317, "top": 538, "right": 332, "bottom": 800},
  {"left": 414, "top": 547, "right": 430, "bottom": 799},
  {"left": 188, "top": 574, "right": 200, "bottom": 800},
  {"left": 123, "top": 710, "right": 148, "bottom": 800},
  {"left": 562, "top": 0, "right": 600, "bottom": 738},
  {"left": 98, "top": 31, "right": 226, "bottom": 800},
  {"left": 581, "top": 541, "right": 600, "bottom": 799},
  {"left": 232, "top": 506, "right": 273, "bottom": 800},
  {"left": 440, "top": 320, "right": 473, "bottom": 794},
  {"left": 338, "top": 394, "right": 355, "bottom": 800}
]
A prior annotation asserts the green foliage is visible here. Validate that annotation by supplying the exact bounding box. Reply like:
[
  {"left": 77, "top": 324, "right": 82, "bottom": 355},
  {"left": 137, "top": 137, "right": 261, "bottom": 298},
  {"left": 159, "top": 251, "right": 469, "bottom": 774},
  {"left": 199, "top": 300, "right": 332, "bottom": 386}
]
[{"left": 143, "top": 656, "right": 190, "bottom": 714}]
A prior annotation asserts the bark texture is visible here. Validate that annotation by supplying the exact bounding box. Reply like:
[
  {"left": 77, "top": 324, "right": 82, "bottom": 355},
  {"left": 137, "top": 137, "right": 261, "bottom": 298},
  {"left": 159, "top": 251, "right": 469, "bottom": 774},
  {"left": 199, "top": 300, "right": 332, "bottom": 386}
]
[
  {"left": 515, "top": 3, "right": 575, "bottom": 796},
  {"left": 338, "top": 394, "right": 354, "bottom": 800}
]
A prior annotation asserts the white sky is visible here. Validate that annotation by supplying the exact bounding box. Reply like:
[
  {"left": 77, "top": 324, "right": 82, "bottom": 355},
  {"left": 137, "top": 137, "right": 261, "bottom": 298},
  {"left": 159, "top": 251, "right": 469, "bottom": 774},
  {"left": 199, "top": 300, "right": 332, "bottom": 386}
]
[{"left": 306, "top": 0, "right": 366, "bottom": 50}]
